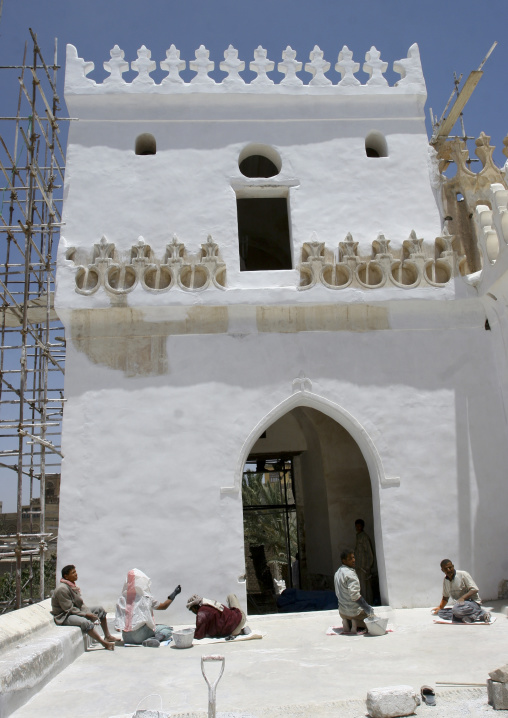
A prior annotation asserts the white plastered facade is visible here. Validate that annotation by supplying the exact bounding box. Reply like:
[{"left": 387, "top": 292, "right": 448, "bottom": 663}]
[{"left": 55, "top": 42, "right": 508, "bottom": 620}]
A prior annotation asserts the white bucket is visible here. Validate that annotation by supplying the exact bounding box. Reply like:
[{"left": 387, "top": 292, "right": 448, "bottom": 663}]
[
  {"left": 172, "top": 628, "right": 195, "bottom": 648},
  {"left": 364, "top": 616, "right": 388, "bottom": 636}
]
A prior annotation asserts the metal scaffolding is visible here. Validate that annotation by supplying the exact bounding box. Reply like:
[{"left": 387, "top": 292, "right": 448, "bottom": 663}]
[{"left": 0, "top": 29, "right": 68, "bottom": 610}]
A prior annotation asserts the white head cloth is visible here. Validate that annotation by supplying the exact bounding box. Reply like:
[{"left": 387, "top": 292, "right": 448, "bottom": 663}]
[{"left": 114, "top": 568, "right": 158, "bottom": 632}]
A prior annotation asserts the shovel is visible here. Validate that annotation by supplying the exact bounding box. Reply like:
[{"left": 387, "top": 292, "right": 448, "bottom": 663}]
[{"left": 201, "top": 654, "right": 225, "bottom": 718}]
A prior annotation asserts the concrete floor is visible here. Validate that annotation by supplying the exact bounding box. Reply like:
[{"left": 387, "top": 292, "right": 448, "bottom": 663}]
[{"left": 12, "top": 602, "right": 508, "bottom": 718}]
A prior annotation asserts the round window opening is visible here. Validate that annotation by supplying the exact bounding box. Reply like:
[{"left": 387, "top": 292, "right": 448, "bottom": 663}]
[
  {"left": 135, "top": 133, "right": 156, "bottom": 156},
  {"left": 238, "top": 144, "right": 282, "bottom": 178},
  {"left": 365, "top": 131, "right": 388, "bottom": 158},
  {"left": 239, "top": 154, "right": 279, "bottom": 178}
]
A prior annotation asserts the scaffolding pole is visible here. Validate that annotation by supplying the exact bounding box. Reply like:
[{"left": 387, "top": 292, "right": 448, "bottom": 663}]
[{"left": 0, "top": 30, "right": 67, "bottom": 610}]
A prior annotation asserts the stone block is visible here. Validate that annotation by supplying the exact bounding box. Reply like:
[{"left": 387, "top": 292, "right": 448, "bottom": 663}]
[
  {"left": 489, "top": 664, "right": 508, "bottom": 683},
  {"left": 487, "top": 679, "right": 508, "bottom": 710},
  {"left": 366, "top": 685, "right": 420, "bottom": 718}
]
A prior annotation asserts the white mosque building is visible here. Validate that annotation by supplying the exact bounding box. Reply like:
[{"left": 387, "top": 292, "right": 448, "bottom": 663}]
[{"left": 55, "top": 39, "right": 508, "bottom": 620}]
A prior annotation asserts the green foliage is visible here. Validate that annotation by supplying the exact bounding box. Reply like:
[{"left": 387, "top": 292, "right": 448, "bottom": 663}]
[
  {"left": 0, "top": 555, "right": 56, "bottom": 607},
  {"left": 242, "top": 472, "right": 297, "bottom": 568}
]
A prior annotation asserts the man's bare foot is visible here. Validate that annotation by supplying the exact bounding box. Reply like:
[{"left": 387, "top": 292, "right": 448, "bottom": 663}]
[
  {"left": 103, "top": 640, "right": 115, "bottom": 651},
  {"left": 105, "top": 634, "right": 121, "bottom": 642}
]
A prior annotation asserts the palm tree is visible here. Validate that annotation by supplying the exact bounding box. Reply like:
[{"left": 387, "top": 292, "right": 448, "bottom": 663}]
[{"left": 242, "top": 471, "right": 297, "bottom": 579}]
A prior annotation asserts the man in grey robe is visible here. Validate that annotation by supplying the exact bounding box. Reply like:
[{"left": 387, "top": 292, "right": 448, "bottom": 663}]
[
  {"left": 334, "top": 548, "right": 374, "bottom": 633},
  {"left": 431, "top": 559, "right": 490, "bottom": 623}
]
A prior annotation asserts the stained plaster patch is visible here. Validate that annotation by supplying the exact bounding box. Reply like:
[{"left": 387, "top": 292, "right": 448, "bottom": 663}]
[
  {"left": 256, "top": 304, "right": 390, "bottom": 332},
  {"left": 69, "top": 306, "right": 228, "bottom": 376},
  {"left": 69, "top": 304, "right": 391, "bottom": 377}
]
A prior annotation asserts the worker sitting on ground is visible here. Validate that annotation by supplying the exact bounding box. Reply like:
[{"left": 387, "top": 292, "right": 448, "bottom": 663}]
[
  {"left": 51, "top": 564, "right": 120, "bottom": 650},
  {"left": 431, "top": 559, "right": 490, "bottom": 623},
  {"left": 334, "top": 548, "right": 375, "bottom": 633},
  {"left": 115, "top": 568, "right": 181, "bottom": 646},
  {"left": 186, "top": 593, "right": 248, "bottom": 639}
]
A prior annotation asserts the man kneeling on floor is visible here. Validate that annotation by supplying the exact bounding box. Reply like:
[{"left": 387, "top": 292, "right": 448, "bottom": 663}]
[
  {"left": 431, "top": 559, "right": 490, "bottom": 623},
  {"left": 186, "top": 594, "right": 248, "bottom": 639},
  {"left": 334, "top": 548, "right": 375, "bottom": 633},
  {"left": 51, "top": 564, "right": 120, "bottom": 650}
]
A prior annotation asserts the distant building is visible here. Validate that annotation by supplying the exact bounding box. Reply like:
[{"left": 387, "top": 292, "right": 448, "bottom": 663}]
[{"left": 0, "top": 474, "right": 60, "bottom": 571}]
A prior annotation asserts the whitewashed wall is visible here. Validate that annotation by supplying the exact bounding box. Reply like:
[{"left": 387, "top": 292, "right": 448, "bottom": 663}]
[{"left": 54, "top": 43, "right": 508, "bottom": 619}]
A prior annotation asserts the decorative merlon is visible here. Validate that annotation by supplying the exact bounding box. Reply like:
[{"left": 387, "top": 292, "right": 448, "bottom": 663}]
[
  {"left": 363, "top": 47, "right": 388, "bottom": 87},
  {"left": 278, "top": 46, "right": 303, "bottom": 87},
  {"left": 336, "top": 46, "right": 360, "bottom": 87},
  {"left": 306, "top": 46, "right": 332, "bottom": 87},
  {"left": 393, "top": 43, "right": 425, "bottom": 87},
  {"left": 189, "top": 45, "right": 214, "bottom": 85},
  {"left": 102, "top": 44, "right": 128, "bottom": 85},
  {"left": 66, "top": 235, "right": 226, "bottom": 295},
  {"left": 131, "top": 46, "right": 156, "bottom": 86},
  {"left": 220, "top": 46, "right": 245, "bottom": 86},
  {"left": 160, "top": 45, "right": 186, "bottom": 85},
  {"left": 65, "top": 42, "right": 426, "bottom": 96},
  {"left": 249, "top": 46, "right": 275, "bottom": 86}
]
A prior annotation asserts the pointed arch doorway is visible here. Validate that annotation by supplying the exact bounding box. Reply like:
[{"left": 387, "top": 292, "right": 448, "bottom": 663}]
[{"left": 242, "top": 405, "right": 380, "bottom": 614}]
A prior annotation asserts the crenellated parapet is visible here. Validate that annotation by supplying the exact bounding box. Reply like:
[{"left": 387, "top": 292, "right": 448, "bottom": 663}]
[
  {"left": 65, "top": 235, "right": 226, "bottom": 295},
  {"left": 298, "top": 229, "right": 459, "bottom": 290},
  {"left": 65, "top": 42, "right": 426, "bottom": 95}
]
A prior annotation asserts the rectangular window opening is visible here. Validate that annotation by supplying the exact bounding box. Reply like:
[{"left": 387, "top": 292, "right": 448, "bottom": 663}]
[{"left": 237, "top": 197, "right": 292, "bottom": 272}]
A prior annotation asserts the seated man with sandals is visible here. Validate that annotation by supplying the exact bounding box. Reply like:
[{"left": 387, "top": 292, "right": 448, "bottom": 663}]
[{"left": 51, "top": 564, "right": 120, "bottom": 650}]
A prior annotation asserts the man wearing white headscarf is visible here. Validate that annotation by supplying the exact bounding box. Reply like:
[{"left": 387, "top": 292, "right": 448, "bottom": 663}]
[{"left": 115, "top": 569, "right": 181, "bottom": 645}]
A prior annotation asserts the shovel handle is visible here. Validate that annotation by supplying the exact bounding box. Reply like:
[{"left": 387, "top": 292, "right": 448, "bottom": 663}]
[
  {"left": 201, "top": 655, "right": 225, "bottom": 718},
  {"left": 201, "top": 654, "right": 225, "bottom": 689}
]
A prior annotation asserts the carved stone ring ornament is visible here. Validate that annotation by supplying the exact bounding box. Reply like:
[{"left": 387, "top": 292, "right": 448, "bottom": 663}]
[
  {"left": 298, "top": 231, "right": 456, "bottom": 290},
  {"left": 69, "top": 236, "right": 226, "bottom": 295}
]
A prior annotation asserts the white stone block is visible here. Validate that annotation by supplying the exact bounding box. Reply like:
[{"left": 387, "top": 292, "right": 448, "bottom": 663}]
[
  {"left": 487, "top": 679, "right": 508, "bottom": 710},
  {"left": 366, "top": 685, "right": 420, "bottom": 718}
]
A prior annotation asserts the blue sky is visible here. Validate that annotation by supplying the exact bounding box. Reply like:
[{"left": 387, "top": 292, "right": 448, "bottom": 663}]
[
  {"left": 0, "top": 0, "right": 506, "bottom": 512},
  {"left": 0, "top": 0, "right": 506, "bottom": 160}
]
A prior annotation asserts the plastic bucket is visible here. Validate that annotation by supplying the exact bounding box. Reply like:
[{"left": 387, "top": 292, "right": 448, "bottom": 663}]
[
  {"left": 172, "top": 628, "right": 195, "bottom": 648},
  {"left": 364, "top": 616, "right": 388, "bottom": 636}
]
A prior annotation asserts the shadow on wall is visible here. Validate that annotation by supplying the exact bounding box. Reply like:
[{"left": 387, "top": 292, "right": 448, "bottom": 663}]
[{"left": 460, "top": 389, "right": 508, "bottom": 599}]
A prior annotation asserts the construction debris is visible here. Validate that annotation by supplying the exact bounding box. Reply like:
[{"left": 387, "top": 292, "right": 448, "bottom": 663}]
[{"left": 366, "top": 685, "right": 420, "bottom": 718}]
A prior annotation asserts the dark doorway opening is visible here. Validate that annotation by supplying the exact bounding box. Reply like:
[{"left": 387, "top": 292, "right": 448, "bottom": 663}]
[{"left": 242, "top": 407, "right": 380, "bottom": 613}]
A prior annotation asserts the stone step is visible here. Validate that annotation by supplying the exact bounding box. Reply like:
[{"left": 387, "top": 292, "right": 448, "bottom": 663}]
[{"left": 0, "top": 600, "right": 85, "bottom": 718}]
